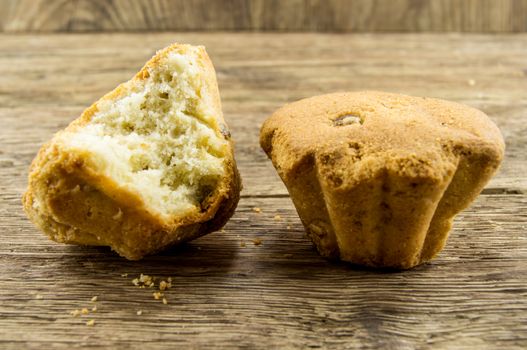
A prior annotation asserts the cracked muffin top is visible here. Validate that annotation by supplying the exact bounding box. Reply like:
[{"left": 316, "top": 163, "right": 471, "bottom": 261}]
[{"left": 260, "top": 91, "right": 504, "bottom": 188}]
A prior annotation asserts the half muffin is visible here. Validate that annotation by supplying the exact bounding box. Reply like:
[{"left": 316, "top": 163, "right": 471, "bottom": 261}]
[{"left": 24, "top": 44, "right": 241, "bottom": 260}]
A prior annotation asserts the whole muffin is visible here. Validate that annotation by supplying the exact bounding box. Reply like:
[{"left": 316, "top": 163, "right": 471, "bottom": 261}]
[{"left": 260, "top": 91, "right": 504, "bottom": 269}]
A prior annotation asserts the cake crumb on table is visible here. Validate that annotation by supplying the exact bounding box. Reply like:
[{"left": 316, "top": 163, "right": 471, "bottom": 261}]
[
  {"left": 287, "top": 225, "right": 292, "bottom": 230},
  {"left": 35, "top": 294, "right": 43, "bottom": 300},
  {"left": 162, "top": 298, "right": 168, "bottom": 305},
  {"left": 140, "top": 274, "right": 154, "bottom": 287},
  {"left": 137, "top": 310, "right": 143, "bottom": 316},
  {"left": 86, "top": 319, "right": 95, "bottom": 327},
  {"left": 252, "top": 207, "right": 262, "bottom": 213},
  {"left": 70, "top": 309, "right": 80, "bottom": 317},
  {"left": 133, "top": 274, "right": 154, "bottom": 288},
  {"left": 153, "top": 292, "right": 163, "bottom": 300},
  {"left": 159, "top": 280, "right": 168, "bottom": 291},
  {"left": 81, "top": 308, "right": 89, "bottom": 315},
  {"left": 252, "top": 238, "right": 263, "bottom": 246},
  {"left": 121, "top": 273, "right": 128, "bottom": 277},
  {"left": 91, "top": 306, "right": 97, "bottom": 312},
  {"left": 91, "top": 296, "right": 98, "bottom": 302},
  {"left": 274, "top": 215, "right": 282, "bottom": 221}
]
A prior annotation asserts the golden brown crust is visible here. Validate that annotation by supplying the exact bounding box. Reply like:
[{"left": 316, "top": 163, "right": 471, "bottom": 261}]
[
  {"left": 260, "top": 91, "right": 504, "bottom": 269},
  {"left": 23, "top": 44, "right": 241, "bottom": 260}
]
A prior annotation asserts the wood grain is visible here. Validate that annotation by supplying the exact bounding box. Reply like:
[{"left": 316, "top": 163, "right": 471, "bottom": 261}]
[
  {"left": 1, "top": 195, "right": 526, "bottom": 348},
  {"left": 0, "top": 33, "right": 526, "bottom": 348},
  {"left": 1, "top": 0, "right": 527, "bottom": 33}
]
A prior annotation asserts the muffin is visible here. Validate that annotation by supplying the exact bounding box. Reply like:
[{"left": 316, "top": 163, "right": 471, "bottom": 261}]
[
  {"left": 23, "top": 44, "right": 241, "bottom": 260},
  {"left": 260, "top": 91, "right": 504, "bottom": 269}
]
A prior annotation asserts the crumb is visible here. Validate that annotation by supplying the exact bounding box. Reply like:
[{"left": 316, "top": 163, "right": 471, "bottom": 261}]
[
  {"left": 91, "top": 296, "right": 98, "bottom": 302},
  {"left": 240, "top": 241, "right": 246, "bottom": 248},
  {"left": 133, "top": 274, "right": 154, "bottom": 288},
  {"left": 81, "top": 308, "right": 89, "bottom": 315},
  {"left": 162, "top": 298, "right": 168, "bottom": 305},
  {"left": 121, "top": 273, "right": 128, "bottom": 277},
  {"left": 287, "top": 225, "right": 291, "bottom": 230},
  {"left": 35, "top": 294, "right": 43, "bottom": 300},
  {"left": 137, "top": 310, "right": 143, "bottom": 316},
  {"left": 468, "top": 79, "right": 476, "bottom": 86},
  {"left": 252, "top": 238, "right": 263, "bottom": 246},
  {"left": 70, "top": 309, "right": 80, "bottom": 317},
  {"left": 220, "top": 228, "right": 225, "bottom": 233},
  {"left": 92, "top": 306, "right": 97, "bottom": 312},
  {"left": 86, "top": 319, "right": 95, "bottom": 327},
  {"left": 140, "top": 274, "right": 153, "bottom": 287},
  {"left": 159, "top": 281, "right": 167, "bottom": 291},
  {"left": 153, "top": 292, "right": 163, "bottom": 300},
  {"left": 252, "top": 207, "right": 262, "bottom": 213},
  {"left": 112, "top": 208, "right": 123, "bottom": 220},
  {"left": 274, "top": 215, "right": 282, "bottom": 221}
]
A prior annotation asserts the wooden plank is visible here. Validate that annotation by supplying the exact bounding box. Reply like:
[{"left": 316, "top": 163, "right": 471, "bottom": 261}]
[
  {"left": 0, "top": 193, "right": 526, "bottom": 348},
  {"left": 0, "top": 33, "right": 525, "bottom": 195},
  {"left": 1, "top": 0, "right": 527, "bottom": 33}
]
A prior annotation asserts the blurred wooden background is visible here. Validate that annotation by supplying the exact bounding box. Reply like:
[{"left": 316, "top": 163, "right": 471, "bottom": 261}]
[{"left": 1, "top": 0, "right": 526, "bottom": 33}]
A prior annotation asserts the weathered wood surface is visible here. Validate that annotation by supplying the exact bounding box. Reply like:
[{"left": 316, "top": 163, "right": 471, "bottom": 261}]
[
  {"left": 0, "top": 33, "right": 526, "bottom": 349},
  {"left": 2, "top": 0, "right": 527, "bottom": 33}
]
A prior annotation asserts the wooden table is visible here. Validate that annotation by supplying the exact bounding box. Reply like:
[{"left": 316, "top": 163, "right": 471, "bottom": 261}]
[{"left": 0, "top": 33, "right": 526, "bottom": 349}]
